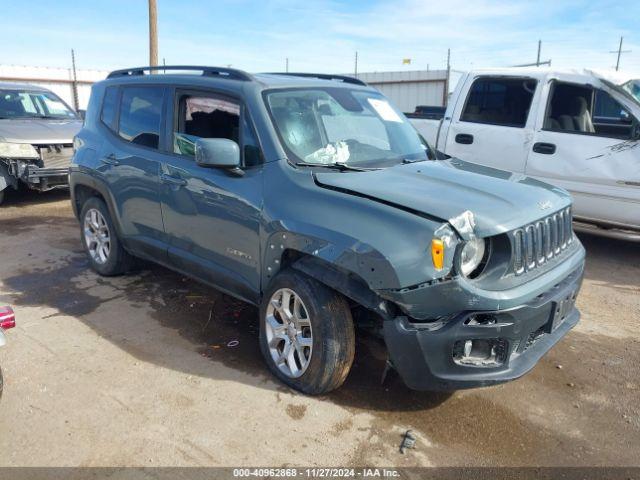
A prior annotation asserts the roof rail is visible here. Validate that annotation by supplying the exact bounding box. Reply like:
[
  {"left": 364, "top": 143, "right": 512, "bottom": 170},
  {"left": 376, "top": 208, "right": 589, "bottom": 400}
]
[
  {"left": 107, "top": 65, "right": 253, "bottom": 81},
  {"left": 265, "top": 72, "right": 367, "bottom": 86}
]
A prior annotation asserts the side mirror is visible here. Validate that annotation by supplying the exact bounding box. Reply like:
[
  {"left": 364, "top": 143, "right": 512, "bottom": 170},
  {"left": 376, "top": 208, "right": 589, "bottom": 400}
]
[
  {"left": 195, "top": 138, "right": 241, "bottom": 170},
  {"left": 77, "top": 109, "right": 86, "bottom": 120}
]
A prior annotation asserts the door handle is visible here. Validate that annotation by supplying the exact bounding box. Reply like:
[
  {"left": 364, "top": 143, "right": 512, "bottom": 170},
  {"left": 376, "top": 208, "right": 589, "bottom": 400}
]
[
  {"left": 160, "top": 173, "right": 187, "bottom": 187},
  {"left": 101, "top": 153, "right": 120, "bottom": 166},
  {"left": 533, "top": 142, "right": 556, "bottom": 155},
  {"left": 455, "top": 133, "right": 474, "bottom": 145}
]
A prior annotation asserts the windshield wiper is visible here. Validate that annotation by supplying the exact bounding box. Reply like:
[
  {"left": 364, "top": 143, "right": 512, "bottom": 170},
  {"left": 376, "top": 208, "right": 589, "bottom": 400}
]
[
  {"left": 33, "top": 115, "right": 72, "bottom": 119},
  {"left": 295, "top": 162, "right": 380, "bottom": 171},
  {"left": 402, "top": 158, "right": 429, "bottom": 164}
]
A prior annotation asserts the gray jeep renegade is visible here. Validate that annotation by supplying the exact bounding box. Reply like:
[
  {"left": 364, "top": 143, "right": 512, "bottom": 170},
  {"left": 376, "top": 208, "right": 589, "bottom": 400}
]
[{"left": 70, "top": 66, "right": 586, "bottom": 394}]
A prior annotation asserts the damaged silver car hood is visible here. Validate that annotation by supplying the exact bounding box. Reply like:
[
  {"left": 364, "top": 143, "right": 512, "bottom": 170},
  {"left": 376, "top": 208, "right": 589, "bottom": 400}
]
[
  {"left": 314, "top": 159, "right": 572, "bottom": 238},
  {"left": 0, "top": 118, "right": 82, "bottom": 144}
]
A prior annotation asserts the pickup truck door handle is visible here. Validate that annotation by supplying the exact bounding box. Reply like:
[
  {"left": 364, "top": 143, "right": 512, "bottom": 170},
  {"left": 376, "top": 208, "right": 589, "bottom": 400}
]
[
  {"left": 101, "top": 153, "right": 120, "bottom": 166},
  {"left": 160, "top": 173, "right": 187, "bottom": 187},
  {"left": 455, "top": 133, "right": 474, "bottom": 145},
  {"left": 532, "top": 142, "right": 556, "bottom": 155}
]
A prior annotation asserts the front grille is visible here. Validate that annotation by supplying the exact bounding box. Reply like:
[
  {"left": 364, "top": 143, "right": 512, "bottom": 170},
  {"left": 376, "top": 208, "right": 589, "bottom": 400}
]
[
  {"left": 34, "top": 144, "right": 74, "bottom": 169},
  {"left": 512, "top": 207, "right": 573, "bottom": 275}
]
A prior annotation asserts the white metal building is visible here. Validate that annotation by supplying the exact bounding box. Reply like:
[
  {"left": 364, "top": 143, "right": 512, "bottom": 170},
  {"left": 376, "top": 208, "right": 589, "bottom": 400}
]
[
  {"left": 355, "top": 69, "right": 448, "bottom": 113},
  {"left": 0, "top": 65, "right": 108, "bottom": 110}
]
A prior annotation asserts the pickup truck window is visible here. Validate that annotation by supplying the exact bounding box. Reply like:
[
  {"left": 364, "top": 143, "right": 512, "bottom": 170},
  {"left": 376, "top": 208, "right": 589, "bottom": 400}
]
[
  {"left": 544, "top": 82, "right": 637, "bottom": 140},
  {"left": 461, "top": 78, "right": 536, "bottom": 128},
  {"left": 265, "top": 88, "right": 427, "bottom": 167},
  {"left": 118, "top": 87, "right": 164, "bottom": 149}
]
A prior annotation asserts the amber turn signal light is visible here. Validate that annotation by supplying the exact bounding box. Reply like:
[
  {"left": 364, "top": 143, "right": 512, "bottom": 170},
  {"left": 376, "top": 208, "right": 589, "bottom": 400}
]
[{"left": 431, "top": 239, "right": 445, "bottom": 270}]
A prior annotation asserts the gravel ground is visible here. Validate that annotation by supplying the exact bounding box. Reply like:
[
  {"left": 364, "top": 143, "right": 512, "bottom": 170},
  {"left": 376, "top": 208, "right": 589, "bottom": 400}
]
[{"left": 0, "top": 189, "right": 638, "bottom": 467}]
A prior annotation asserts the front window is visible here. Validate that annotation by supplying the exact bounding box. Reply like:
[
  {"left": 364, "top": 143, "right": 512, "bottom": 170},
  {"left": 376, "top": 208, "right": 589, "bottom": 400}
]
[
  {"left": 265, "top": 88, "right": 428, "bottom": 167},
  {"left": 0, "top": 89, "right": 77, "bottom": 119},
  {"left": 460, "top": 77, "right": 537, "bottom": 128}
]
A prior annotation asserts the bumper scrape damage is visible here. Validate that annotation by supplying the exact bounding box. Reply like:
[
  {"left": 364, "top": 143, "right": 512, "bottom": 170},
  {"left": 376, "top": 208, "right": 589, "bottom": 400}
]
[{"left": 379, "top": 206, "right": 586, "bottom": 390}]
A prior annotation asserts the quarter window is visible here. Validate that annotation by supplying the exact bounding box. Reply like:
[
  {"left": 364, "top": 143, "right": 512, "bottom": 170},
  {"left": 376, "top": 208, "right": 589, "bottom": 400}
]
[
  {"left": 118, "top": 87, "right": 164, "bottom": 149},
  {"left": 101, "top": 87, "right": 118, "bottom": 130},
  {"left": 461, "top": 78, "right": 536, "bottom": 128}
]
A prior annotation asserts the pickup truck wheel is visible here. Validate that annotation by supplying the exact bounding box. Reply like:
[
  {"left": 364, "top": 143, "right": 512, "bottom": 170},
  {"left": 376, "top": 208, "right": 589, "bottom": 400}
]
[
  {"left": 80, "top": 197, "right": 134, "bottom": 276},
  {"left": 259, "top": 270, "right": 355, "bottom": 395}
]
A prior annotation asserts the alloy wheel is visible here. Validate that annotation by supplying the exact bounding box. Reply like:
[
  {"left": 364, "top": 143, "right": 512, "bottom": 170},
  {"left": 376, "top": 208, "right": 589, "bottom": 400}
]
[{"left": 264, "top": 288, "right": 313, "bottom": 378}]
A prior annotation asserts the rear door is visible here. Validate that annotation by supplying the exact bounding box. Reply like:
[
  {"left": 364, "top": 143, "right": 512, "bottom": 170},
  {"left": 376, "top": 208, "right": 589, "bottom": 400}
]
[
  {"left": 526, "top": 80, "right": 640, "bottom": 229},
  {"left": 98, "top": 85, "right": 167, "bottom": 259},
  {"left": 159, "top": 88, "right": 264, "bottom": 303},
  {"left": 442, "top": 75, "right": 539, "bottom": 173}
]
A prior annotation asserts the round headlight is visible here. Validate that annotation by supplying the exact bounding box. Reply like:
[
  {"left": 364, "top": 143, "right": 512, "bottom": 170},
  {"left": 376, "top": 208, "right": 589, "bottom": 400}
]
[{"left": 459, "top": 238, "right": 486, "bottom": 277}]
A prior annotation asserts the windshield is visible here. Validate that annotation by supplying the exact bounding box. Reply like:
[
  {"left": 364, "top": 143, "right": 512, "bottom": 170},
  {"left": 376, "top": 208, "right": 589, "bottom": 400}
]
[
  {"left": 621, "top": 80, "right": 640, "bottom": 105},
  {"left": 265, "top": 88, "right": 429, "bottom": 167},
  {"left": 0, "top": 89, "right": 78, "bottom": 119}
]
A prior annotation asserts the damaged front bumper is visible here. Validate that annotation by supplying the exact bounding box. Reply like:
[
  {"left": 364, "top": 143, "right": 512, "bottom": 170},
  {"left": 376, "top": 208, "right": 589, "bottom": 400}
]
[
  {"left": 382, "top": 246, "right": 585, "bottom": 391},
  {"left": 24, "top": 164, "right": 69, "bottom": 190},
  {"left": 2, "top": 158, "right": 69, "bottom": 192}
]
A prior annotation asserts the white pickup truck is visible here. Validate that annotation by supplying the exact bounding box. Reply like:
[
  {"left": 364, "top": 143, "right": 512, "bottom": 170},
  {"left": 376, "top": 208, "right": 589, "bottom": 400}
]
[{"left": 411, "top": 68, "right": 640, "bottom": 241}]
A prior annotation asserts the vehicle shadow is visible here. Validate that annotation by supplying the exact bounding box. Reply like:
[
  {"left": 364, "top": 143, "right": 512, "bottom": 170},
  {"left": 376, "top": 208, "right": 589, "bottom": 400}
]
[
  {"left": 1, "top": 187, "right": 70, "bottom": 208},
  {"left": 3, "top": 237, "right": 451, "bottom": 413},
  {"left": 576, "top": 230, "right": 640, "bottom": 288}
]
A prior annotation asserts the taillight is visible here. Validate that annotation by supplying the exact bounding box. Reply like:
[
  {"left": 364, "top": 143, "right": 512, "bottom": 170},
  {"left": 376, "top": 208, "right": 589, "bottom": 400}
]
[{"left": 0, "top": 306, "right": 15, "bottom": 329}]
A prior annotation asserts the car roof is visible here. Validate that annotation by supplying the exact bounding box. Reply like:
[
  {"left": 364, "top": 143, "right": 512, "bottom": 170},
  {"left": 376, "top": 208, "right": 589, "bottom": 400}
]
[
  {"left": 0, "top": 81, "right": 50, "bottom": 91},
  {"left": 466, "top": 67, "right": 634, "bottom": 85},
  {"left": 98, "top": 66, "right": 375, "bottom": 93}
]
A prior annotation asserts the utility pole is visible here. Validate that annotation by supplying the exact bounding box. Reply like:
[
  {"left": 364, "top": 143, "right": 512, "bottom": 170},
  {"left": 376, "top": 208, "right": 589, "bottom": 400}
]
[
  {"left": 536, "top": 40, "right": 541, "bottom": 67},
  {"left": 70, "top": 49, "right": 79, "bottom": 111},
  {"left": 148, "top": 0, "right": 158, "bottom": 67},
  {"left": 610, "top": 36, "right": 631, "bottom": 71},
  {"left": 443, "top": 48, "right": 450, "bottom": 107},
  {"left": 286, "top": 57, "right": 289, "bottom": 73},
  {"left": 354, "top": 51, "right": 358, "bottom": 77}
]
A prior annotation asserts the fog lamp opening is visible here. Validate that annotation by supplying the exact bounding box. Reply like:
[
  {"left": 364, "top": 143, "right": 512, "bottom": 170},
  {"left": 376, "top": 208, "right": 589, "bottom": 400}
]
[{"left": 453, "top": 338, "right": 507, "bottom": 366}]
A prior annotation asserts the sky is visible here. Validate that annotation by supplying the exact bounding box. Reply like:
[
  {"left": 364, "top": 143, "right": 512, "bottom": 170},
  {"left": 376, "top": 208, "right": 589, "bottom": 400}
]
[{"left": 2, "top": 0, "right": 640, "bottom": 77}]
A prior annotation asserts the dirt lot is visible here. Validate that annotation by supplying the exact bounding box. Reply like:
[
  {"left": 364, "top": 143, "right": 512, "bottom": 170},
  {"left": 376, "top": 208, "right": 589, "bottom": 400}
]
[{"left": 0, "top": 189, "right": 638, "bottom": 467}]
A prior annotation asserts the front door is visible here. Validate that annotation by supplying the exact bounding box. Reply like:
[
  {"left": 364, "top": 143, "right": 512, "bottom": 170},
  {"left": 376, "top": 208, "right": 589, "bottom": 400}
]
[
  {"left": 526, "top": 80, "right": 640, "bottom": 229},
  {"left": 160, "top": 89, "right": 263, "bottom": 303},
  {"left": 443, "top": 75, "right": 539, "bottom": 173}
]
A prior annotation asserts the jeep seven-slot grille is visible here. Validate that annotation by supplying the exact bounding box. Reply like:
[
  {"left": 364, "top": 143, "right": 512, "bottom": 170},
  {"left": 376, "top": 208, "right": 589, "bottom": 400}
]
[{"left": 512, "top": 207, "right": 573, "bottom": 275}]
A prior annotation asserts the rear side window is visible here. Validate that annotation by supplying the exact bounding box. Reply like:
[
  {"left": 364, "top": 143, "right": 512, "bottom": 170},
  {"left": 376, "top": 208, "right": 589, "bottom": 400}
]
[
  {"left": 118, "top": 87, "right": 164, "bottom": 149},
  {"left": 461, "top": 78, "right": 536, "bottom": 128},
  {"left": 100, "top": 87, "right": 118, "bottom": 130}
]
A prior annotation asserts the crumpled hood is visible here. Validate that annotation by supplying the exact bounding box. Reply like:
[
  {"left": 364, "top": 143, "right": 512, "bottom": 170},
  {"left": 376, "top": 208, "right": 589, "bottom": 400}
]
[
  {"left": 0, "top": 118, "right": 82, "bottom": 144},
  {"left": 314, "top": 159, "right": 572, "bottom": 238}
]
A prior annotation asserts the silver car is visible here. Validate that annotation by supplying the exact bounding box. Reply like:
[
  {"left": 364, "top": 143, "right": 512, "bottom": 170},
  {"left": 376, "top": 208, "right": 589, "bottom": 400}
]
[{"left": 0, "top": 82, "right": 82, "bottom": 204}]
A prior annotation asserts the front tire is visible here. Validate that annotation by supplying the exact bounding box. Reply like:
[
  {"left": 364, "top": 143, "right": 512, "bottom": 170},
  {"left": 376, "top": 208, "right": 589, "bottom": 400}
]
[
  {"left": 259, "top": 269, "right": 355, "bottom": 395},
  {"left": 80, "top": 197, "right": 134, "bottom": 276}
]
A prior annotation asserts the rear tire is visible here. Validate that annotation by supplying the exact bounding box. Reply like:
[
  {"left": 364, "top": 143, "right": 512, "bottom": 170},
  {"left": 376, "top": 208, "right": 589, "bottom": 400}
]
[
  {"left": 80, "top": 197, "right": 135, "bottom": 276},
  {"left": 259, "top": 269, "right": 355, "bottom": 395}
]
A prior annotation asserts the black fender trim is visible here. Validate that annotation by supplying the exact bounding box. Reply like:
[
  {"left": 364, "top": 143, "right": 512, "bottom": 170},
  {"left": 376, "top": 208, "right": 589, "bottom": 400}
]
[
  {"left": 291, "top": 255, "right": 393, "bottom": 320},
  {"left": 69, "top": 172, "right": 124, "bottom": 238}
]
